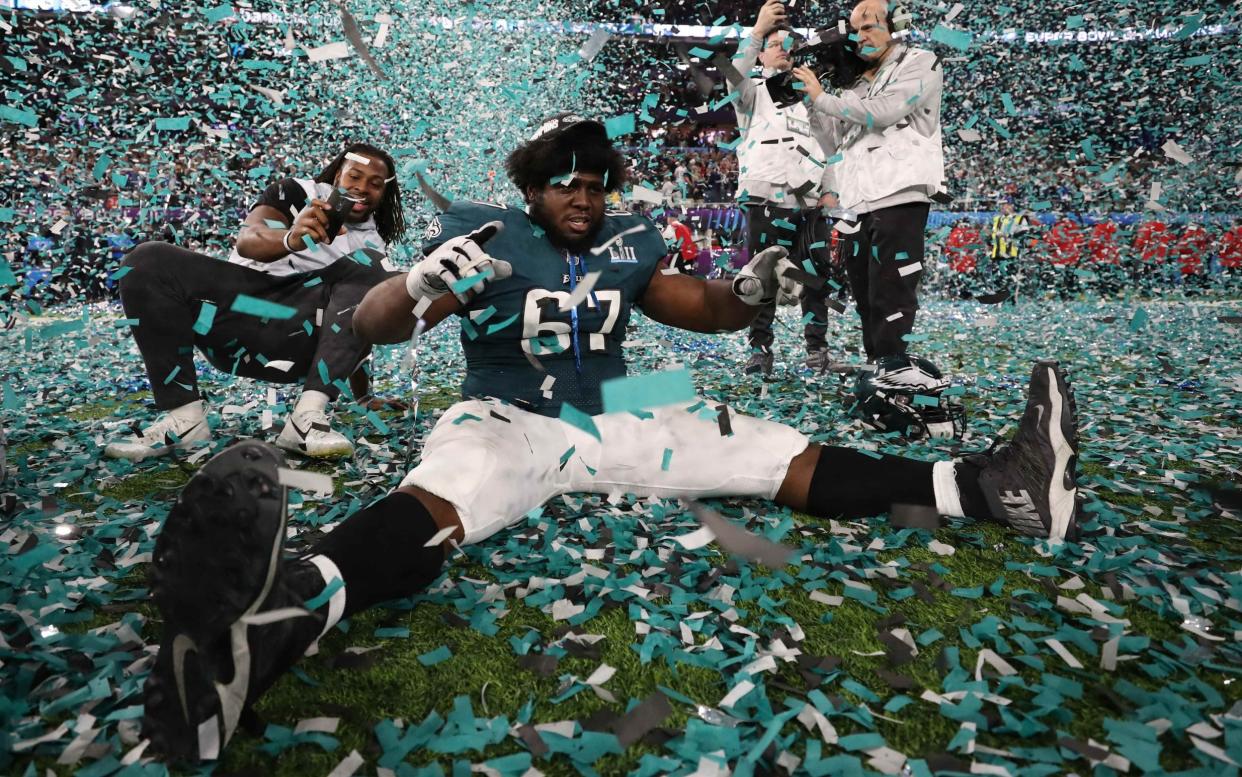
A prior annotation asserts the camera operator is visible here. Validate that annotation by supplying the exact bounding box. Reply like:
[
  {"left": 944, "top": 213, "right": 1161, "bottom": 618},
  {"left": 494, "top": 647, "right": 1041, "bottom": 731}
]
[
  {"left": 723, "top": 0, "right": 839, "bottom": 376},
  {"left": 105, "top": 143, "right": 406, "bottom": 462},
  {"left": 795, "top": 0, "right": 946, "bottom": 362}
]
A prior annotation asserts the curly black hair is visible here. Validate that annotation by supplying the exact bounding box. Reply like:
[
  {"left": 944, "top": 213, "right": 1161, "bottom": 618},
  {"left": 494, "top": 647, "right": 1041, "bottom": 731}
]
[
  {"left": 505, "top": 129, "right": 628, "bottom": 201},
  {"left": 315, "top": 143, "right": 407, "bottom": 245}
]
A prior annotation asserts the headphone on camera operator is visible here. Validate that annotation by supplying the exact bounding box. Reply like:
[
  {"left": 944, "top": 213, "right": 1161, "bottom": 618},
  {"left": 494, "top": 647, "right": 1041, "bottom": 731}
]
[{"left": 879, "top": 4, "right": 913, "bottom": 43}]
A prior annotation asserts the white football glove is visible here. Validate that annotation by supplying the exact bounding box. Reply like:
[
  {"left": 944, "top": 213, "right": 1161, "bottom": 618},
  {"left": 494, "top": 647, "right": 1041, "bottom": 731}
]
[
  {"left": 405, "top": 221, "right": 512, "bottom": 305},
  {"left": 732, "top": 245, "right": 802, "bottom": 306}
]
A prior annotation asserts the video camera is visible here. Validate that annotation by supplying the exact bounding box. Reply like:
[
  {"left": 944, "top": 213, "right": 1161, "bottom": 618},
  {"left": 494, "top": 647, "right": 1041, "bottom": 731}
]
[{"left": 765, "top": 24, "right": 868, "bottom": 109}]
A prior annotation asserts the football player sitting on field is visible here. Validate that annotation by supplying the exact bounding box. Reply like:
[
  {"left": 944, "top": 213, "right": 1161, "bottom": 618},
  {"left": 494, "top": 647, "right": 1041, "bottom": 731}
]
[{"left": 140, "top": 114, "right": 1084, "bottom": 762}]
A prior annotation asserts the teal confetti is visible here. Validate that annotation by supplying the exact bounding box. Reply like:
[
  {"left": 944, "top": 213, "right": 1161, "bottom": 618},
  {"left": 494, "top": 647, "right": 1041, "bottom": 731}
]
[
  {"left": 230, "top": 294, "right": 297, "bottom": 319},
  {"left": 417, "top": 645, "right": 453, "bottom": 666},
  {"left": 930, "top": 25, "right": 973, "bottom": 51},
  {"left": 558, "top": 402, "right": 601, "bottom": 440},
  {"left": 191, "top": 302, "right": 217, "bottom": 336},
  {"left": 601, "top": 368, "right": 696, "bottom": 414}
]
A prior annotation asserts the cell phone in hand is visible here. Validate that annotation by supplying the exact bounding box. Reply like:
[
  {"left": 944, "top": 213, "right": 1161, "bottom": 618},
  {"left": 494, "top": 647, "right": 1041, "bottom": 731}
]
[{"left": 323, "top": 187, "right": 359, "bottom": 241}]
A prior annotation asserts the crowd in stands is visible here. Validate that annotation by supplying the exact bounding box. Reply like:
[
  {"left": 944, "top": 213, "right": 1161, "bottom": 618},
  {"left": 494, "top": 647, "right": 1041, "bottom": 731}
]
[
  {"left": 2, "top": 2, "right": 1237, "bottom": 314},
  {"left": 631, "top": 146, "right": 740, "bottom": 205}
]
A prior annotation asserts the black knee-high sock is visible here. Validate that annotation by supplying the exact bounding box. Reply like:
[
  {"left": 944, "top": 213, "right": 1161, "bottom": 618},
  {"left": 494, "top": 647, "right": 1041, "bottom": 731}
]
[
  {"left": 805, "top": 446, "right": 936, "bottom": 518},
  {"left": 308, "top": 492, "right": 446, "bottom": 616},
  {"left": 952, "top": 458, "right": 990, "bottom": 519}
]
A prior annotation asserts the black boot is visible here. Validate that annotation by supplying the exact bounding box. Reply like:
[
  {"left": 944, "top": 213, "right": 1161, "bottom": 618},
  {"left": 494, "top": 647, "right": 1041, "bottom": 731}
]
[
  {"left": 142, "top": 441, "right": 330, "bottom": 762},
  {"left": 968, "top": 360, "right": 1082, "bottom": 541}
]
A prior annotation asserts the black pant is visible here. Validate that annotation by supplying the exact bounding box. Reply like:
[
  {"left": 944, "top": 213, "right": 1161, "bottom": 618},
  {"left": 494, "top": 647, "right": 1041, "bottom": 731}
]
[
  {"left": 987, "top": 250, "right": 1021, "bottom": 303},
  {"left": 118, "top": 241, "right": 397, "bottom": 410},
  {"left": 743, "top": 203, "right": 832, "bottom": 351},
  {"left": 842, "top": 202, "right": 930, "bottom": 360}
]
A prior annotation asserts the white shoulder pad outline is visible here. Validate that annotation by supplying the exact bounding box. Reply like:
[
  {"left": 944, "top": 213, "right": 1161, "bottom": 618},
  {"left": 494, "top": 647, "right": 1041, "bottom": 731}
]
[
  {"left": 604, "top": 210, "right": 634, "bottom": 217},
  {"left": 467, "top": 200, "right": 509, "bottom": 210}
]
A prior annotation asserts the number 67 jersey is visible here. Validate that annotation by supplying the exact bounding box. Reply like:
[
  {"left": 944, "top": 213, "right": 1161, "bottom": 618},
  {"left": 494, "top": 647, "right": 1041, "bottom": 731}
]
[{"left": 422, "top": 200, "right": 668, "bottom": 417}]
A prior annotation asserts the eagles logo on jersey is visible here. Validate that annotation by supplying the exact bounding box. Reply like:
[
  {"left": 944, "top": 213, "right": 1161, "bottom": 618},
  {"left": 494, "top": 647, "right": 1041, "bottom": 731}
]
[{"left": 425, "top": 217, "right": 443, "bottom": 240}]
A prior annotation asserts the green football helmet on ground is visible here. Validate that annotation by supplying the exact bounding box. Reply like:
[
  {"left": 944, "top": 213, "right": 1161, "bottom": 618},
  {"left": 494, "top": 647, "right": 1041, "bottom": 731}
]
[{"left": 851, "top": 355, "right": 966, "bottom": 439}]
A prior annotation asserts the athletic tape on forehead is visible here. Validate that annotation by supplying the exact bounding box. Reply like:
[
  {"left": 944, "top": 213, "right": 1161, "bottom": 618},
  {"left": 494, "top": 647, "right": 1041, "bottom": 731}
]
[{"left": 345, "top": 151, "right": 396, "bottom": 182}]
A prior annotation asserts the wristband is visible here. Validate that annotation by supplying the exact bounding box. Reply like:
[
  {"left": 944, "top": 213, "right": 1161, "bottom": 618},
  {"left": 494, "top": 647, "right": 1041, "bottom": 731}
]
[{"left": 282, "top": 229, "right": 296, "bottom": 254}]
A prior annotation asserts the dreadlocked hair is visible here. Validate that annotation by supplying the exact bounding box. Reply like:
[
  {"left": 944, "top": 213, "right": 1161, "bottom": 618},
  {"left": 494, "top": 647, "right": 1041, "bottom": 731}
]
[
  {"left": 315, "top": 142, "right": 407, "bottom": 245},
  {"left": 505, "top": 131, "right": 628, "bottom": 199}
]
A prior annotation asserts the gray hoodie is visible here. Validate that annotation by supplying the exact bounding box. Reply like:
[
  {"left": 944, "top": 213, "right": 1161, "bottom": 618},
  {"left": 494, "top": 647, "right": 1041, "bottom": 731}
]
[
  {"left": 724, "top": 36, "right": 840, "bottom": 209},
  {"left": 809, "top": 44, "right": 947, "bottom": 214}
]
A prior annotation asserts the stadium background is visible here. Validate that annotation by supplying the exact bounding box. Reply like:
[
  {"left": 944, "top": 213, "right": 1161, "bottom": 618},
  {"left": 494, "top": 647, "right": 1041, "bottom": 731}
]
[
  {"left": 2, "top": 3, "right": 1242, "bottom": 776},
  {"left": 2, "top": 0, "right": 1239, "bottom": 310}
]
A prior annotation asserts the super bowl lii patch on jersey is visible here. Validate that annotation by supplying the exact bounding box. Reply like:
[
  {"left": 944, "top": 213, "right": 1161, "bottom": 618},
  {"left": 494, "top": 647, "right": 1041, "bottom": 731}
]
[
  {"left": 425, "top": 217, "right": 442, "bottom": 239},
  {"left": 607, "top": 243, "right": 638, "bottom": 263}
]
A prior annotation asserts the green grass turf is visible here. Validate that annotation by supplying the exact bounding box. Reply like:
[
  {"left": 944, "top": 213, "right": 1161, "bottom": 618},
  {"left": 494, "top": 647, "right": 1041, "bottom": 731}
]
[
  {"left": 174, "top": 518, "right": 1231, "bottom": 775},
  {"left": 4, "top": 298, "right": 1241, "bottom": 776}
]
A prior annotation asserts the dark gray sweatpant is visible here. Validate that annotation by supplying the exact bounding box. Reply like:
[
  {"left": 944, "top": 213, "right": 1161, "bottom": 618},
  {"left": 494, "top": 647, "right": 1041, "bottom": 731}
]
[{"left": 118, "top": 241, "right": 398, "bottom": 409}]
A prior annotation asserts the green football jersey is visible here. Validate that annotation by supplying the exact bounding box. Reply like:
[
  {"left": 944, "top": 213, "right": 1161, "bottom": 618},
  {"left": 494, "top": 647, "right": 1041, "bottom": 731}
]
[{"left": 423, "top": 201, "right": 667, "bottom": 416}]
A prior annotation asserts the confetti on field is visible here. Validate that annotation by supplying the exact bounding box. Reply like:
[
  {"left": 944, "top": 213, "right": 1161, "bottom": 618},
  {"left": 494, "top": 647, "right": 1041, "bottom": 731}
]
[
  {"left": 2, "top": 0, "right": 1241, "bottom": 773},
  {"left": 4, "top": 294, "right": 1240, "bottom": 774}
]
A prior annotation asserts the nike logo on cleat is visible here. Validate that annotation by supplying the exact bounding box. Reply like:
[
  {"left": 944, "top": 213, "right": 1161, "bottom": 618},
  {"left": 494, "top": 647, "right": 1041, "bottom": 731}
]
[
  {"left": 1000, "top": 489, "right": 1045, "bottom": 533},
  {"left": 172, "top": 633, "right": 198, "bottom": 723},
  {"left": 1044, "top": 367, "right": 1076, "bottom": 540}
]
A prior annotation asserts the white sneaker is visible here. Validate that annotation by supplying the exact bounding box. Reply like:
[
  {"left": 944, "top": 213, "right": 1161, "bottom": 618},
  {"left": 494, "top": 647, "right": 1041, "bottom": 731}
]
[
  {"left": 275, "top": 408, "right": 354, "bottom": 458},
  {"left": 104, "top": 410, "right": 211, "bottom": 461}
]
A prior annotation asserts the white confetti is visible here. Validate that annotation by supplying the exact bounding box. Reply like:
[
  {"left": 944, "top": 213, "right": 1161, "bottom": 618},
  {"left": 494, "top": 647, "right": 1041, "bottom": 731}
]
[
  {"left": 1044, "top": 638, "right": 1084, "bottom": 669},
  {"left": 628, "top": 183, "right": 665, "bottom": 205},
  {"left": 671, "top": 525, "right": 716, "bottom": 551},
  {"left": 305, "top": 42, "right": 352, "bottom": 62},
  {"left": 294, "top": 717, "right": 340, "bottom": 735},
  {"left": 719, "top": 679, "right": 755, "bottom": 709},
  {"left": 276, "top": 468, "right": 333, "bottom": 494},
  {"left": 1161, "top": 139, "right": 1194, "bottom": 164},
  {"left": 326, "top": 749, "right": 365, "bottom": 777},
  {"left": 558, "top": 271, "right": 601, "bottom": 311},
  {"left": 423, "top": 525, "right": 455, "bottom": 547},
  {"left": 578, "top": 29, "right": 612, "bottom": 61},
  {"left": 810, "top": 590, "right": 844, "bottom": 606}
]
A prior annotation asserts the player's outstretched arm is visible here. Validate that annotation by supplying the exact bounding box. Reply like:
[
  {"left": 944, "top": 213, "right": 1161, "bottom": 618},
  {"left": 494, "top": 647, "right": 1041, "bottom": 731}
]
[
  {"left": 356, "top": 221, "right": 508, "bottom": 344},
  {"left": 638, "top": 264, "right": 759, "bottom": 333},
  {"left": 354, "top": 275, "right": 460, "bottom": 344},
  {"left": 640, "top": 246, "right": 801, "bottom": 332}
]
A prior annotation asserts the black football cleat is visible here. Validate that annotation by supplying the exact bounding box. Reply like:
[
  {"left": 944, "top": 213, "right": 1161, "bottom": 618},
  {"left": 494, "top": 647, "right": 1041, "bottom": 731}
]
[
  {"left": 142, "top": 440, "right": 327, "bottom": 762},
  {"left": 973, "top": 360, "right": 1082, "bottom": 542},
  {"left": 743, "top": 347, "right": 774, "bottom": 376}
]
